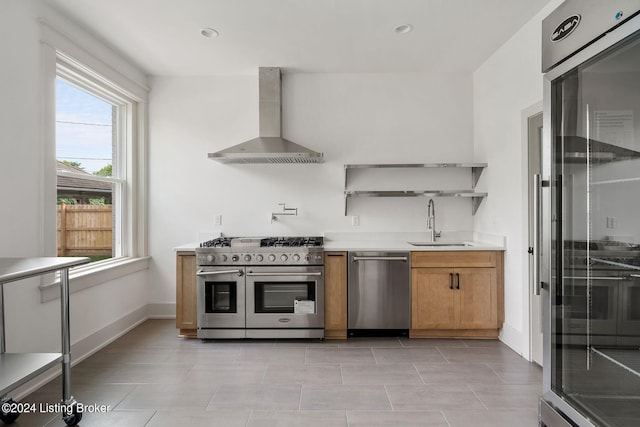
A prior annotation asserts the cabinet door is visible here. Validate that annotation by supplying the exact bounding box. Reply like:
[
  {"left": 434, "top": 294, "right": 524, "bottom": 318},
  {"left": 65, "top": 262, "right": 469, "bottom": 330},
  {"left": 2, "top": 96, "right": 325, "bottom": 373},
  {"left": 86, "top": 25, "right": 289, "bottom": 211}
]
[
  {"left": 455, "top": 268, "right": 497, "bottom": 329},
  {"left": 324, "top": 252, "right": 348, "bottom": 338},
  {"left": 176, "top": 252, "right": 197, "bottom": 335},
  {"left": 412, "top": 268, "right": 456, "bottom": 329}
]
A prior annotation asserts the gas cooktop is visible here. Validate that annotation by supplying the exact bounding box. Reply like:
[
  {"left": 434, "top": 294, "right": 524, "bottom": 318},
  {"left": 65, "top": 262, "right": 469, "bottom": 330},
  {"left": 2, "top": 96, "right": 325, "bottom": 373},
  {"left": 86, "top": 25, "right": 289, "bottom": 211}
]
[
  {"left": 196, "top": 236, "right": 324, "bottom": 266},
  {"left": 200, "top": 236, "right": 323, "bottom": 248}
]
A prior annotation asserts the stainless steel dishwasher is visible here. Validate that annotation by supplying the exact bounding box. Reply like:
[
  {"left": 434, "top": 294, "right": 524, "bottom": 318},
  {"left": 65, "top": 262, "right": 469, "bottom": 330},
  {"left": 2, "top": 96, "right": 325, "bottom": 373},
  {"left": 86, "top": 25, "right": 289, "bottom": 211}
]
[{"left": 347, "top": 251, "right": 411, "bottom": 337}]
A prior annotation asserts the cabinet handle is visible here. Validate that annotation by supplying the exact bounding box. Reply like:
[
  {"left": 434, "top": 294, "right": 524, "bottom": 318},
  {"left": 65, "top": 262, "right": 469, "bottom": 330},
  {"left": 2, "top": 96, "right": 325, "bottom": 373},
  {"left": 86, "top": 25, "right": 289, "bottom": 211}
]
[
  {"left": 449, "top": 273, "right": 454, "bottom": 289},
  {"left": 456, "top": 273, "right": 460, "bottom": 289},
  {"left": 327, "top": 254, "right": 345, "bottom": 257}
]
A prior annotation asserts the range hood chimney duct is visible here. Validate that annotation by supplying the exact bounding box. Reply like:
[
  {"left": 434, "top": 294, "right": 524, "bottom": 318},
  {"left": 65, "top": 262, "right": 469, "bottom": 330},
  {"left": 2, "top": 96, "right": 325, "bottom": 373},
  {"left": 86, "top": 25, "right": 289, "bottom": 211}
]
[{"left": 208, "top": 67, "right": 324, "bottom": 164}]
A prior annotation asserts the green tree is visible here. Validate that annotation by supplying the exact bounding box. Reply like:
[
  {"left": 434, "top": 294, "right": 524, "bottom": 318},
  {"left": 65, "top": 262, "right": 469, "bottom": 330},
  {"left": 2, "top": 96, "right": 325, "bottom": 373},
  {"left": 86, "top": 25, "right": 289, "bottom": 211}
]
[
  {"left": 88, "top": 197, "right": 106, "bottom": 205},
  {"left": 57, "top": 197, "right": 77, "bottom": 205},
  {"left": 94, "top": 164, "right": 112, "bottom": 177},
  {"left": 62, "top": 160, "right": 84, "bottom": 170}
]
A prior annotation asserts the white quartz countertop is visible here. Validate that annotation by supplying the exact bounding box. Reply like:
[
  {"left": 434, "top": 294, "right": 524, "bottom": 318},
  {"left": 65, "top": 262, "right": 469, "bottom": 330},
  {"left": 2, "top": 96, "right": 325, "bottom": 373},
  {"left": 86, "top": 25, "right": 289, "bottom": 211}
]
[
  {"left": 323, "top": 231, "right": 504, "bottom": 251},
  {"left": 322, "top": 240, "right": 503, "bottom": 252},
  {"left": 174, "top": 232, "right": 505, "bottom": 252},
  {"left": 174, "top": 242, "right": 200, "bottom": 251}
]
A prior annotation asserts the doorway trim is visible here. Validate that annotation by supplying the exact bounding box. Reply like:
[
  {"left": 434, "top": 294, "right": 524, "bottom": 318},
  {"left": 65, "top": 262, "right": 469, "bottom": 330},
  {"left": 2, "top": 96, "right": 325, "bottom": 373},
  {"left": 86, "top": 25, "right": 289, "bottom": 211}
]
[{"left": 521, "top": 101, "right": 543, "bottom": 363}]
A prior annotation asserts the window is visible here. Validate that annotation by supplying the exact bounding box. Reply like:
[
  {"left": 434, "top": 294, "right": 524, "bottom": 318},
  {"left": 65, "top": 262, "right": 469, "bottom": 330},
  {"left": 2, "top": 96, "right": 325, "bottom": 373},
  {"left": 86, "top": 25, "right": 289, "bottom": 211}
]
[
  {"left": 39, "top": 23, "right": 148, "bottom": 301},
  {"left": 55, "top": 76, "right": 122, "bottom": 262},
  {"left": 48, "top": 53, "right": 146, "bottom": 269}
]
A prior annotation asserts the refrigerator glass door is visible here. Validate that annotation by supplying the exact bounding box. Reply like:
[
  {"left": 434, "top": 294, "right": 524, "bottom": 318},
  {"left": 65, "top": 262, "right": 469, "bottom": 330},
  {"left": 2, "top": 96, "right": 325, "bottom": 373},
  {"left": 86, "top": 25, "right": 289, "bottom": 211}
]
[{"left": 550, "top": 31, "right": 640, "bottom": 426}]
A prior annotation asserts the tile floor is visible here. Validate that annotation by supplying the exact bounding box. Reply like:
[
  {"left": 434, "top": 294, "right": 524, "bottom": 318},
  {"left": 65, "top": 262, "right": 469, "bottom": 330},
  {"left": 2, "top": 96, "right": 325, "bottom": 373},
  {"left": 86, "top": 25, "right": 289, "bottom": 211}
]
[{"left": 15, "top": 320, "right": 542, "bottom": 426}]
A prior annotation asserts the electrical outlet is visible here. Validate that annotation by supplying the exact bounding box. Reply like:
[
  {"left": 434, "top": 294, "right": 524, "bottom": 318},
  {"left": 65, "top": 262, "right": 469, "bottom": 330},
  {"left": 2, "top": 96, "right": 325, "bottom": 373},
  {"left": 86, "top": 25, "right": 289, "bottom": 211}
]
[
  {"left": 351, "top": 215, "right": 359, "bottom": 226},
  {"left": 214, "top": 214, "right": 222, "bottom": 225},
  {"left": 606, "top": 216, "right": 617, "bottom": 229}
]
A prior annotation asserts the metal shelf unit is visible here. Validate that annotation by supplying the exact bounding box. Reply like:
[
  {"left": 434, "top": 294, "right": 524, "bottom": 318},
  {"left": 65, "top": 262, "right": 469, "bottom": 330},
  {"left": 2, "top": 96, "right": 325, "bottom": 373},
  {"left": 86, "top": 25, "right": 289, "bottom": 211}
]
[
  {"left": 343, "top": 163, "right": 487, "bottom": 215},
  {"left": 0, "top": 257, "right": 89, "bottom": 426},
  {"left": 592, "top": 347, "right": 640, "bottom": 379}
]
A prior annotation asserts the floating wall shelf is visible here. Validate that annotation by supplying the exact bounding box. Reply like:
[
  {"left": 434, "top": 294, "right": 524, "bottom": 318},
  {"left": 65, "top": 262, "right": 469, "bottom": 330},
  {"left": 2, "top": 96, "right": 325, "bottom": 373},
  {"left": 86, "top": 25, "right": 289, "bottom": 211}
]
[{"left": 343, "top": 163, "right": 487, "bottom": 215}]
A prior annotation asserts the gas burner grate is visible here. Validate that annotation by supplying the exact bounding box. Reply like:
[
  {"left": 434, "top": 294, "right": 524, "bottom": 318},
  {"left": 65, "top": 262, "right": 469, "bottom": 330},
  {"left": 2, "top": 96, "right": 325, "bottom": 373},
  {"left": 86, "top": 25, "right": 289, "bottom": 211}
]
[
  {"left": 261, "top": 237, "right": 324, "bottom": 247},
  {"left": 200, "top": 237, "right": 233, "bottom": 248}
]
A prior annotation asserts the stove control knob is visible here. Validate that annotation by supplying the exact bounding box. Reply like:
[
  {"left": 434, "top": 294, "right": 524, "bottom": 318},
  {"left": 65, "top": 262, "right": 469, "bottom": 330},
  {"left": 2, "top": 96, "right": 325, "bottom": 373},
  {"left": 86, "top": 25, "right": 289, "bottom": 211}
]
[
  {"left": 292, "top": 254, "right": 301, "bottom": 262},
  {"left": 281, "top": 254, "right": 288, "bottom": 262},
  {"left": 221, "top": 254, "right": 228, "bottom": 262},
  {"left": 244, "top": 254, "right": 252, "bottom": 262},
  {"left": 232, "top": 255, "right": 240, "bottom": 262},
  {"left": 256, "top": 254, "right": 264, "bottom": 262},
  {"left": 305, "top": 254, "right": 311, "bottom": 262},
  {"left": 268, "top": 254, "right": 276, "bottom": 262},
  {"left": 206, "top": 255, "right": 215, "bottom": 263}
]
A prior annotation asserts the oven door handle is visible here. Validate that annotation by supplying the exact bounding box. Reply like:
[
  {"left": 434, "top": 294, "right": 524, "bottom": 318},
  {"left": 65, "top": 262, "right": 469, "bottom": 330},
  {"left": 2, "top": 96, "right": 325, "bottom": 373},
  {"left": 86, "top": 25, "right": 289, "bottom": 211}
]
[
  {"left": 196, "top": 269, "right": 244, "bottom": 277},
  {"left": 246, "top": 271, "right": 323, "bottom": 277},
  {"left": 564, "top": 276, "right": 626, "bottom": 281}
]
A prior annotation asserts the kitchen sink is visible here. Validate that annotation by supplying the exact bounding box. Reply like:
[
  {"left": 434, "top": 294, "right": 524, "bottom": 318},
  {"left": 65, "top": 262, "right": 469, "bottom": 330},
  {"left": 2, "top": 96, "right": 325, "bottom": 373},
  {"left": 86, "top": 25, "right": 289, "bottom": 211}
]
[{"left": 407, "top": 242, "right": 474, "bottom": 247}]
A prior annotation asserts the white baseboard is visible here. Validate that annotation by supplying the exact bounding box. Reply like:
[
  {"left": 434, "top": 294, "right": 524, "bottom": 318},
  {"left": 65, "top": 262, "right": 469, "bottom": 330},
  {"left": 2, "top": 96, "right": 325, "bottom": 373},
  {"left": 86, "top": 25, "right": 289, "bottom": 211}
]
[
  {"left": 147, "top": 302, "right": 176, "bottom": 319},
  {"left": 10, "top": 305, "right": 149, "bottom": 400},
  {"left": 499, "top": 322, "right": 525, "bottom": 358}
]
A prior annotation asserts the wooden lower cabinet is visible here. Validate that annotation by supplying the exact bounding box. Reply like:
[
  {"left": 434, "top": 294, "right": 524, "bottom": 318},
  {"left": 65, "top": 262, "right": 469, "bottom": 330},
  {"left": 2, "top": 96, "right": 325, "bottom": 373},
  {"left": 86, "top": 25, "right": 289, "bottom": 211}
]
[
  {"left": 176, "top": 251, "right": 197, "bottom": 338},
  {"left": 324, "top": 251, "right": 348, "bottom": 339},
  {"left": 411, "top": 251, "right": 504, "bottom": 339}
]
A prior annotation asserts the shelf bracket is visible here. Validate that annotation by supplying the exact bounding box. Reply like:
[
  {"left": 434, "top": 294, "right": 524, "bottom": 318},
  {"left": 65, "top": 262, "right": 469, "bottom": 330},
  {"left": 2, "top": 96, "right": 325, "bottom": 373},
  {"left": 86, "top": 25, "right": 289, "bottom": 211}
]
[
  {"left": 471, "top": 195, "right": 485, "bottom": 215},
  {"left": 471, "top": 166, "right": 485, "bottom": 189}
]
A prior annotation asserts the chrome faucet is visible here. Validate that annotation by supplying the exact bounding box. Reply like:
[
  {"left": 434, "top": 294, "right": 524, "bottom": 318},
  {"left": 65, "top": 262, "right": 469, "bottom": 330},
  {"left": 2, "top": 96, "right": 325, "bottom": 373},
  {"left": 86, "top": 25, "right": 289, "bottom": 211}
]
[{"left": 427, "top": 199, "right": 441, "bottom": 242}]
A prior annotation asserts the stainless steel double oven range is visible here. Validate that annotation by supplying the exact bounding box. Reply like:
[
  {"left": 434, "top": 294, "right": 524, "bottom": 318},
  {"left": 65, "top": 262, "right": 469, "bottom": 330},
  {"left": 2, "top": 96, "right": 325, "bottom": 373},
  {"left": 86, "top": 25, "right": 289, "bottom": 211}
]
[{"left": 195, "top": 237, "right": 324, "bottom": 339}]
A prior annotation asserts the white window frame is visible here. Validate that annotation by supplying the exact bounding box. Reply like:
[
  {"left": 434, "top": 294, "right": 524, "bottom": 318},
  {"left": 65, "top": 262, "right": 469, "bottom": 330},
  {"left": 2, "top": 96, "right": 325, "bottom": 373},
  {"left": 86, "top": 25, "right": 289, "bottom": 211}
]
[{"left": 40, "top": 23, "right": 149, "bottom": 302}]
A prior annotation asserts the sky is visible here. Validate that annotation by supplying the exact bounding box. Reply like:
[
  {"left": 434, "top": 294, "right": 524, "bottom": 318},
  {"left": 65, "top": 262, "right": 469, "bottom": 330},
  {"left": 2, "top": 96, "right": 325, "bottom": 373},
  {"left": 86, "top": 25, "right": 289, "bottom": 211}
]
[{"left": 56, "top": 78, "right": 114, "bottom": 175}]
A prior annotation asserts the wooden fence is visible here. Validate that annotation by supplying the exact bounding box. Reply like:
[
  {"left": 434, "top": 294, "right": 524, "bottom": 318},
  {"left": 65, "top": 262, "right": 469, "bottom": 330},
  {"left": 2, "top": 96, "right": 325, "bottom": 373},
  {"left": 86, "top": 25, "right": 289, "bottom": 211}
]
[{"left": 57, "top": 204, "right": 113, "bottom": 257}]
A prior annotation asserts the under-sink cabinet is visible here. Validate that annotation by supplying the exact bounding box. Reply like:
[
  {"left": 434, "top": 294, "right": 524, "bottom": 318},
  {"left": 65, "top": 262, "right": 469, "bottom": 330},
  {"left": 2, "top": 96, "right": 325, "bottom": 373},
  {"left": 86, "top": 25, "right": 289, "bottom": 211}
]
[
  {"left": 410, "top": 251, "right": 504, "bottom": 339},
  {"left": 176, "top": 251, "right": 197, "bottom": 338},
  {"left": 323, "top": 251, "right": 348, "bottom": 339}
]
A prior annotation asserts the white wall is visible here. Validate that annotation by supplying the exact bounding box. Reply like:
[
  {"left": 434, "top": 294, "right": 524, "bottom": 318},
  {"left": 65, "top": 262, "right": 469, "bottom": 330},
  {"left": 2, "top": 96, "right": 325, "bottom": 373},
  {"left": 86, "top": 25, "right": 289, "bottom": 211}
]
[
  {"left": 148, "top": 72, "right": 475, "bottom": 304},
  {"left": 2, "top": 0, "right": 562, "bottom": 357},
  {"left": 0, "top": 0, "right": 149, "bottom": 355},
  {"left": 472, "top": 0, "right": 563, "bottom": 355}
]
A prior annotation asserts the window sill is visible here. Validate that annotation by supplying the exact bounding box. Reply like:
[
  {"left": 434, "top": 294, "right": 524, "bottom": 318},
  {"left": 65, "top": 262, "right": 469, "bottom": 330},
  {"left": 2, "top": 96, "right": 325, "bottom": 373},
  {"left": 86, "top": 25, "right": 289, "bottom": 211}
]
[{"left": 39, "top": 256, "right": 150, "bottom": 303}]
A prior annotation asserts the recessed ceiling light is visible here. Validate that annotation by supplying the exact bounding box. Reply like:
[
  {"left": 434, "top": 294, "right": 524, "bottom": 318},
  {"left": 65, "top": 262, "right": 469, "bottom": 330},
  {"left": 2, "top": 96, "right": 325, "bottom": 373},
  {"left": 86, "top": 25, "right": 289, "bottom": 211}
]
[
  {"left": 394, "top": 24, "right": 413, "bottom": 34},
  {"left": 200, "top": 28, "right": 219, "bottom": 38}
]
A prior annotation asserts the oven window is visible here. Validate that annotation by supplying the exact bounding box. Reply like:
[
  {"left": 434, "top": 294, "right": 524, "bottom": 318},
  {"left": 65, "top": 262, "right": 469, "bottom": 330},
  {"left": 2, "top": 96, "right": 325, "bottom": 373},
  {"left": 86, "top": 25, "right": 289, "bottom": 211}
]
[
  {"left": 565, "top": 283, "right": 612, "bottom": 320},
  {"left": 254, "top": 282, "right": 316, "bottom": 314},
  {"left": 204, "top": 282, "right": 237, "bottom": 313},
  {"left": 626, "top": 286, "right": 640, "bottom": 320}
]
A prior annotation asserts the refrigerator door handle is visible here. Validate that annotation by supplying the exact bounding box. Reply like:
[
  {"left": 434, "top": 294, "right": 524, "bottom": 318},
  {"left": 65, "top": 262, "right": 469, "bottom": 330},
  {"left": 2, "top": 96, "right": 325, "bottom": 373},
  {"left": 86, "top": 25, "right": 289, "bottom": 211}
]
[{"left": 533, "top": 174, "right": 542, "bottom": 296}]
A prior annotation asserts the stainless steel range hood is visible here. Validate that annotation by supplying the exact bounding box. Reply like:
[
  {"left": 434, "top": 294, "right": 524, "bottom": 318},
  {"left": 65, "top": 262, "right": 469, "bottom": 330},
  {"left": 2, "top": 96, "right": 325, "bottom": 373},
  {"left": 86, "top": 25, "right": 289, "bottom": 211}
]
[{"left": 208, "top": 67, "right": 324, "bottom": 164}]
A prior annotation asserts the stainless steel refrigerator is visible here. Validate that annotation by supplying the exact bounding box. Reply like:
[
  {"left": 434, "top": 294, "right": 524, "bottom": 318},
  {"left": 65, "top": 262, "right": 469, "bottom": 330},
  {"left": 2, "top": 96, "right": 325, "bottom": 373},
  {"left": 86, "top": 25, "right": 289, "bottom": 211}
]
[{"left": 539, "top": 1, "right": 640, "bottom": 426}]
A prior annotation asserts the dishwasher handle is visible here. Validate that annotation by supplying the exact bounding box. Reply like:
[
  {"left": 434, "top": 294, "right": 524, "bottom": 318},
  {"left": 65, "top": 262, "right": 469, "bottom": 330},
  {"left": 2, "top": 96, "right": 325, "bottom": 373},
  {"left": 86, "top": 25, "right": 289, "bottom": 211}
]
[{"left": 352, "top": 256, "right": 408, "bottom": 262}]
